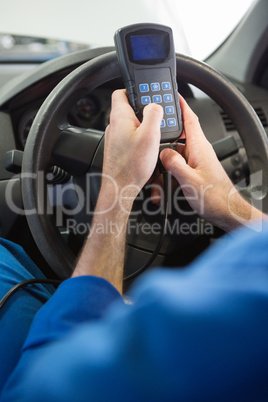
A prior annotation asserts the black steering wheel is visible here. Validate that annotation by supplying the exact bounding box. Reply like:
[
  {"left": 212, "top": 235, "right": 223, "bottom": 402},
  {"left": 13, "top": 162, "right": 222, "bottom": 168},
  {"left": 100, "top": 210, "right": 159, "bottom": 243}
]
[{"left": 22, "top": 51, "right": 268, "bottom": 280}]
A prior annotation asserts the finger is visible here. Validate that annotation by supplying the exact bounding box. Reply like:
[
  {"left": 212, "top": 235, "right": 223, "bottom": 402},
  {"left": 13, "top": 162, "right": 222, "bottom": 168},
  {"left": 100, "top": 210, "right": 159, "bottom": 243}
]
[
  {"left": 110, "top": 89, "right": 139, "bottom": 127},
  {"left": 176, "top": 143, "right": 186, "bottom": 158},
  {"left": 180, "top": 131, "right": 186, "bottom": 140},
  {"left": 141, "top": 103, "right": 163, "bottom": 134},
  {"left": 179, "top": 95, "right": 205, "bottom": 142},
  {"left": 138, "top": 103, "right": 163, "bottom": 146},
  {"left": 160, "top": 148, "right": 192, "bottom": 184},
  {"left": 111, "top": 89, "right": 129, "bottom": 108}
]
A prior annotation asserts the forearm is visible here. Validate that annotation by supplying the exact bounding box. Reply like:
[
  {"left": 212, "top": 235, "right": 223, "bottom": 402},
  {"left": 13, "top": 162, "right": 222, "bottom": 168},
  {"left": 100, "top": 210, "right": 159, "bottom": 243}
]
[
  {"left": 71, "top": 92, "right": 162, "bottom": 294},
  {"left": 212, "top": 188, "right": 267, "bottom": 232},
  {"left": 72, "top": 183, "right": 134, "bottom": 294}
]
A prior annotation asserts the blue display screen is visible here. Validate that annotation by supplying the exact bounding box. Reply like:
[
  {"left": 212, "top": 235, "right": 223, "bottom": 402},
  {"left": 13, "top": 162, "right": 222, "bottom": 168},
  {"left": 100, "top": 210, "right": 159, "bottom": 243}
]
[{"left": 130, "top": 34, "right": 168, "bottom": 61}]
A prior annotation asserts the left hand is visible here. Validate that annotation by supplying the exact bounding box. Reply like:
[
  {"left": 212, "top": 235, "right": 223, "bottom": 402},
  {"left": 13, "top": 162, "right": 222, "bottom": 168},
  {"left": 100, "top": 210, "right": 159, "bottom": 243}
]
[{"left": 159, "top": 96, "right": 266, "bottom": 231}]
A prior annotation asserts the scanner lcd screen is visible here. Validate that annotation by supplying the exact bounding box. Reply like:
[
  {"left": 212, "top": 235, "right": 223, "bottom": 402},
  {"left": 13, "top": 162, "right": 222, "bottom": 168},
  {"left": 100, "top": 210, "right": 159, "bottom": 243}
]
[{"left": 130, "top": 33, "right": 169, "bottom": 61}]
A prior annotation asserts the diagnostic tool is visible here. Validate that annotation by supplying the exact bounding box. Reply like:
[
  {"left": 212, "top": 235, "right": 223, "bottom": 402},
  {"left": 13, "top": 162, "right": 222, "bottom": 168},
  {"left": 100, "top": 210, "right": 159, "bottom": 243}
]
[{"left": 114, "top": 23, "right": 183, "bottom": 143}]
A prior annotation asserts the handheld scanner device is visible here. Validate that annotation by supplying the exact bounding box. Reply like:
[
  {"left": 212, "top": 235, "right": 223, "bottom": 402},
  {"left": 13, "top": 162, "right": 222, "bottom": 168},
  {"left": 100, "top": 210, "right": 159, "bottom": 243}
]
[{"left": 114, "top": 23, "right": 183, "bottom": 143}]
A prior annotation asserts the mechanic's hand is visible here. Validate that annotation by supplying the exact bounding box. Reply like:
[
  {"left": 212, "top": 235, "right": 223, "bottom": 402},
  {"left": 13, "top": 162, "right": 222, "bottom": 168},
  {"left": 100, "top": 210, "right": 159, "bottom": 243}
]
[
  {"left": 103, "top": 89, "right": 163, "bottom": 195},
  {"left": 160, "top": 96, "right": 264, "bottom": 231},
  {"left": 73, "top": 90, "right": 163, "bottom": 292}
]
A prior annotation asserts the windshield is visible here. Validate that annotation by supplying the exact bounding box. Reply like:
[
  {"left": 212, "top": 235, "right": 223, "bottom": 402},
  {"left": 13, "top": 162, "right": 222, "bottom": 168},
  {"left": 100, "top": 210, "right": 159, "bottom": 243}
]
[{"left": 0, "top": 0, "right": 254, "bottom": 61}]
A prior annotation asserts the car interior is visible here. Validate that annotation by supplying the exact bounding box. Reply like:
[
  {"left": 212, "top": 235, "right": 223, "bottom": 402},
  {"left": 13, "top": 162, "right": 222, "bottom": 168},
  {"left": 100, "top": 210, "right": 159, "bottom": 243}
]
[{"left": 0, "top": 0, "right": 267, "bottom": 289}]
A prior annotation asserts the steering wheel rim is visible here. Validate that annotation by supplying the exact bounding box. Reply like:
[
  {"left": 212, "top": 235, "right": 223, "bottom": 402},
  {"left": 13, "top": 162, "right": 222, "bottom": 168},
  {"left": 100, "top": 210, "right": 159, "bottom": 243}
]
[{"left": 22, "top": 50, "right": 268, "bottom": 279}]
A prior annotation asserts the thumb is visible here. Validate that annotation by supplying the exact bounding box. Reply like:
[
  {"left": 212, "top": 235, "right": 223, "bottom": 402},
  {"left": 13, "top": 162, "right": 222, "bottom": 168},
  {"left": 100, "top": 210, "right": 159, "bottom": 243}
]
[
  {"left": 140, "top": 103, "right": 163, "bottom": 141},
  {"left": 179, "top": 95, "right": 207, "bottom": 146},
  {"left": 160, "top": 148, "right": 192, "bottom": 184}
]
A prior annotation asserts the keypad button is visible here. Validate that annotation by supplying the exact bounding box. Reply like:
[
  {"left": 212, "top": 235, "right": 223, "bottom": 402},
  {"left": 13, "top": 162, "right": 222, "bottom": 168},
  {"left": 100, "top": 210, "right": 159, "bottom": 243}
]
[
  {"left": 165, "top": 106, "right": 174, "bottom": 115},
  {"left": 151, "top": 83, "right": 160, "bottom": 91},
  {"left": 167, "top": 118, "right": 176, "bottom": 127},
  {"left": 152, "top": 95, "right": 162, "bottom": 104},
  {"left": 162, "top": 82, "right": 171, "bottom": 90},
  {"left": 160, "top": 119, "right": 166, "bottom": 128},
  {"left": 139, "top": 84, "right": 149, "bottom": 93},
  {"left": 141, "top": 96, "right": 151, "bottom": 105},
  {"left": 164, "top": 94, "right": 173, "bottom": 103}
]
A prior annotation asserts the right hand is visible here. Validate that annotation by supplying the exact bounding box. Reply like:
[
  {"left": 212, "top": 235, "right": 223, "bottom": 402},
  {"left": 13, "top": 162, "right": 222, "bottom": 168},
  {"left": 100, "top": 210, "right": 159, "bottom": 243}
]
[
  {"left": 160, "top": 96, "right": 264, "bottom": 231},
  {"left": 103, "top": 89, "right": 163, "bottom": 197}
]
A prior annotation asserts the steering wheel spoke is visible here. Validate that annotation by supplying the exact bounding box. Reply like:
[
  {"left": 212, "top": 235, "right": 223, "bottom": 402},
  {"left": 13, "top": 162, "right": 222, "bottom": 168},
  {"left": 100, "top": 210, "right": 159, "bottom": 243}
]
[{"left": 53, "top": 126, "right": 104, "bottom": 176}]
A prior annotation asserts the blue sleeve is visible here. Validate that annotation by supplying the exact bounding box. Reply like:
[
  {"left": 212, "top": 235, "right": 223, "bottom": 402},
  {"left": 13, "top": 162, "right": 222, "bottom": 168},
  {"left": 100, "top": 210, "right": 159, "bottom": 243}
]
[
  {"left": 23, "top": 275, "right": 125, "bottom": 350},
  {"left": 0, "top": 239, "right": 55, "bottom": 394},
  {"left": 1, "top": 224, "right": 268, "bottom": 402}
]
